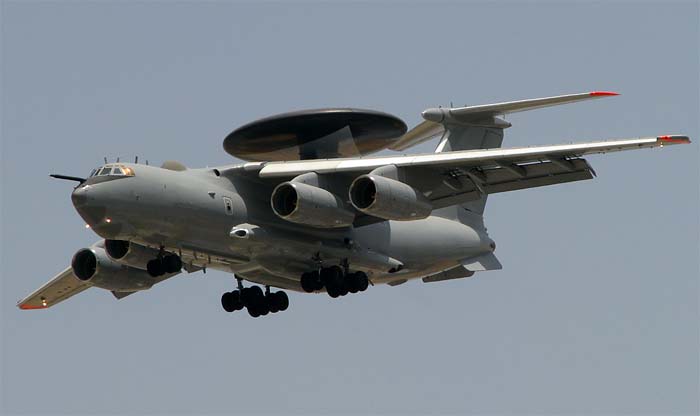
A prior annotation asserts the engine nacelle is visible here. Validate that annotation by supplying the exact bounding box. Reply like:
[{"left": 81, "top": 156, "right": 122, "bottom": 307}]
[
  {"left": 71, "top": 247, "right": 154, "bottom": 291},
  {"left": 349, "top": 174, "right": 432, "bottom": 220},
  {"left": 271, "top": 182, "right": 355, "bottom": 228},
  {"left": 104, "top": 239, "right": 159, "bottom": 269}
]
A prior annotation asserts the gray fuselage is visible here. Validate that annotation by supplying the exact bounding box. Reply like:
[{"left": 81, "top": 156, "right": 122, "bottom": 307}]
[{"left": 71, "top": 163, "right": 494, "bottom": 291}]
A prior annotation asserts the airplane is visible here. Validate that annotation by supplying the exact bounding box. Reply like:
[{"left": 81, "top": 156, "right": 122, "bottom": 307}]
[{"left": 18, "top": 91, "right": 690, "bottom": 317}]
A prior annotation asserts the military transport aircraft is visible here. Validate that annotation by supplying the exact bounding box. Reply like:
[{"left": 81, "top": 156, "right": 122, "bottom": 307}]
[{"left": 18, "top": 91, "right": 690, "bottom": 317}]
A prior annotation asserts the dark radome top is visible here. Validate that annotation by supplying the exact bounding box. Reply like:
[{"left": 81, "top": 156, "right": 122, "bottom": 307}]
[{"left": 223, "top": 108, "right": 408, "bottom": 161}]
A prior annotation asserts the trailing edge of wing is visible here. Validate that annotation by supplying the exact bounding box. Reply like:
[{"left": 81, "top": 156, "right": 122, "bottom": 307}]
[
  {"left": 390, "top": 91, "right": 619, "bottom": 151},
  {"left": 258, "top": 135, "right": 690, "bottom": 178}
]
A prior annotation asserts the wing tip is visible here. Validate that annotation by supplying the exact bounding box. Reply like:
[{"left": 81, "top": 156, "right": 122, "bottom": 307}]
[
  {"left": 589, "top": 91, "right": 620, "bottom": 97},
  {"left": 657, "top": 135, "right": 691, "bottom": 144},
  {"left": 18, "top": 304, "right": 48, "bottom": 310}
]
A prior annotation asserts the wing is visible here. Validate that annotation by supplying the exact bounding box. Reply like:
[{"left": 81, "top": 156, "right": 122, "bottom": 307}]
[
  {"left": 246, "top": 135, "right": 689, "bottom": 218},
  {"left": 390, "top": 91, "right": 620, "bottom": 151},
  {"left": 17, "top": 267, "right": 91, "bottom": 310}
]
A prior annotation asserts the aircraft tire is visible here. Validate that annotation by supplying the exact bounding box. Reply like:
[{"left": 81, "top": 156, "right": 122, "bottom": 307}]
[
  {"left": 247, "top": 306, "right": 261, "bottom": 318},
  {"left": 275, "top": 291, "right": 289, "bottom": 311},
  {"left": 230, "top": 290, "right": 244, "bottom": 311},
  {"left": 221, "top": 292, "right": 235, "bottom": 312},
  {"left": 357, "top": 272, "right": 369, "bottom": 291},
  {"left": 147, "top": 259, "right": 165, "bottom": 277},
  {"left": 267, "top": 294, "right": 280, "bottom": 313},
  {"left": 346, "top": 272, "right": 360, "bottom": 293},
  {"left": 312, "top": 271, "right": 324, "bottom": 291},
  {"left": 163, "top": 254, "right": 182, "bottom": 273},
  {"left": 300, "top": 272, "right": 315, "bottom": 293}
]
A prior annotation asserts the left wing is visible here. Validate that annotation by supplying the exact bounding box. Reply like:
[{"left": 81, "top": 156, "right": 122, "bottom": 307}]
[{"left": 17, "top": 267, "right": 91, "bottom": 310}]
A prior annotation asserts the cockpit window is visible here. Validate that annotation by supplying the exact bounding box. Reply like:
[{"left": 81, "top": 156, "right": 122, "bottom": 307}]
[{"left": 90, "top": 164, "right": 135, "bottom": 178}]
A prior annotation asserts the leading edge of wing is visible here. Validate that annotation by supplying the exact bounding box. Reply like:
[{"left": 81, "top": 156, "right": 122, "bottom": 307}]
[
  {"left": 390, "top": 91, "right": 619, "bottom": 151},
  {"left": 257, "top": 135, "right": 691, "bottom": 178}
]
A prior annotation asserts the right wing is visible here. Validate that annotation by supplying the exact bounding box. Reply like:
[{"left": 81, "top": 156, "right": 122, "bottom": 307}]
[
  {"left": 250, "top": 135, "right": 690, "bottom": 215},
  {"left": 17, "top": 267, "right": 91, "bottom": 310},
  {"left": 256, "top": 135, "right": 689, "bottom": 178}
]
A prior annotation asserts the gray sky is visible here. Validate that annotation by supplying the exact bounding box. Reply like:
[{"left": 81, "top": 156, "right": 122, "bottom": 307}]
[{"left": 1, "top": 1, "right": 698, "bottom": 415}]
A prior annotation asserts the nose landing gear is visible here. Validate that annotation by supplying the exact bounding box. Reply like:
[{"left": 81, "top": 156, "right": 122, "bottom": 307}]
[{"left": 221, "top": 278, "right": 289, "bottom": 318}]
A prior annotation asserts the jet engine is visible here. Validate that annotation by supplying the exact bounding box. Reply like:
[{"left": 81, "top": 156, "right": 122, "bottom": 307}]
[
  {"left": 104, "top": 239, "right": 160, "bottom": 269},
  {"left": 71, "top": 247, "right": 155, "bottom": 291},
  {"left": 271, "top": 182, "right": 355, "bottom": 228},
  {"left": 349, "top": 174, "right": 432, "bottom": 220}
]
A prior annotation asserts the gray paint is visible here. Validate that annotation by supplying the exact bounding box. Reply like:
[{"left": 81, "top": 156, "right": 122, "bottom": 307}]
[{"left": 2, "top": 2, "right": 697, "bottom": 415}]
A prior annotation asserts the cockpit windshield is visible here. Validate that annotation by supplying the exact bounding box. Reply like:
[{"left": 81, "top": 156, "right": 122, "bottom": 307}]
[{"left": 89, "top": 164, "right": 135, "bottom": 178}]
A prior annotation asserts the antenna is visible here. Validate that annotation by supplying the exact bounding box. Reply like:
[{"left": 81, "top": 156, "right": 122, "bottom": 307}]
[
  {"left": 146, "top": 160, "right": 149, "bottom": 166},
  {"left": 450, "top": 101, "right": 453, "bottom": 108},
  {"left": 116, "top": 157, "right": 120, "bottom": 162},
  {"left": 135, "top": 156, "right": 139, "bottom": 164},
  {"left": 104, "top": 157, "right": 108, "bottom": 164}
]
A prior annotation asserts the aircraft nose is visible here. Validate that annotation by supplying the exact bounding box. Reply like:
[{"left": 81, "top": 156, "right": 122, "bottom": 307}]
[{"left": 71, "top": 186, "right": 89, "bottom": 206}]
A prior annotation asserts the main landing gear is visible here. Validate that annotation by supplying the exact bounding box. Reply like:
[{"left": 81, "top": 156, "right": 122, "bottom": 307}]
[
  {"left": 146, "top": 250, "right": 182, "bottom": 277},
  {"left": 221, "top": 279, "right": 289, "bottom": 318},
  {"left": 300, "top": 266, "right": 369, "bottom": 298}
]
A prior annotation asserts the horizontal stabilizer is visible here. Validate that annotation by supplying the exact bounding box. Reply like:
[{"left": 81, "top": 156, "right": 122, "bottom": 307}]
[
  {"left": 111, "top": 291, "right": 136, "bottom": 300},
  {"left": 422, "top": 265, "right": 475, "bottom": 283},
  {"left": 461, "top": 253, "right": 502, "bottom": 272}
]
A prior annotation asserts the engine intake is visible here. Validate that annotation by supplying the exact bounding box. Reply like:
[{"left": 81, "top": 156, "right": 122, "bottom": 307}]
[
  {"left": 71, "top": 247, "right": 155, "bottom": 291},
  {"left": 104, "top": 239, "right": 160, "bottom": 269},
  {"left": 349, "top": 175, "right": 432, "bottom": 220},
  {"left": 271, "top": 182, "right": 354, "bottom": 228}
]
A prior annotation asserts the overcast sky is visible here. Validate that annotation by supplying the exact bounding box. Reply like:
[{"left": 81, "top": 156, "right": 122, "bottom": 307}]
[{"left": 1, "top": 1, "right": 698, "bottom": 415}]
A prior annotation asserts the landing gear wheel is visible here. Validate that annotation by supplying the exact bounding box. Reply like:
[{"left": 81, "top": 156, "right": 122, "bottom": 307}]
[
  {"left": 321, "top": 266, "right": 344, "bottom": 298},
  {"left": 162, "top": 254, "right": 182, "bottom": 273},
  {"left": 312, "top": 271, "right": 323, "bottom": 291},
  {"left": 327, "top": 285, "right": 340, "bottom": 298},
  {"left": 300, "top": 272, "right": 316, "bottom": 293},
  {"left": 221, "top": 292, "right": 235, "bottom": 312},
  {"left": 346, "top": 272, "right": 360, "bottom": 293},
  {"left": 230, "top": 290, "right": 244, "bottom": 311},
  {"left": 338, "top": 283, "right": 349, "bottom": 297},
  {"left": 357, "top": 272, "right": 369, "bottom": 292},
  {"left": 275, "top": 291, "right": 289, "bottom": 311},
  {"left": 267, "top": 294, "right": 280, "bottom": 313},
  {"left": 147, "top": 259, "right": 165, "bottom": 277}
]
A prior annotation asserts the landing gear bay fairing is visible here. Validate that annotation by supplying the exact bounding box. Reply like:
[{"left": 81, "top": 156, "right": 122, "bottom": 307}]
[{"left": 18, "top": 92, "right": 690, "bottom": 317}]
